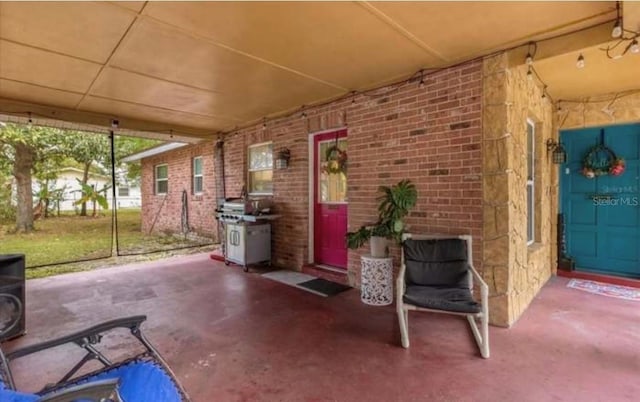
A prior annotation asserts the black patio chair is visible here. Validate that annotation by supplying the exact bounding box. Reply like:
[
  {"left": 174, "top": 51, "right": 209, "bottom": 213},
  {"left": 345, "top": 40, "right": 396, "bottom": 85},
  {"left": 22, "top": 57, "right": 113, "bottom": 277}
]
[
  {"left": 0, "top": 293, "right": 191, "bottom": 401},
  {"left": 397, "top": 234, "right": 490, "bottom": 358}
]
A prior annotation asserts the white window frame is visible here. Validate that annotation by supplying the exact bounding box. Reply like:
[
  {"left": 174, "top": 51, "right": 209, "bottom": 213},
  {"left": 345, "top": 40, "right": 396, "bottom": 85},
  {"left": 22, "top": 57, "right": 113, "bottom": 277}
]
[
  {"left": 118, "top": 186, "right": 130, "bottom": 197},
  {"left": 248, "top": 141, "right": 273, "bottom": 195},
  {"left": 155, "top": 164, "right": 168, "bottom": 195},
  {"left": 193, "top": 156, "right": 203, "bottom": 195},
  {"left": 526, "top": 119, "right": 535, "bottom": 245}
]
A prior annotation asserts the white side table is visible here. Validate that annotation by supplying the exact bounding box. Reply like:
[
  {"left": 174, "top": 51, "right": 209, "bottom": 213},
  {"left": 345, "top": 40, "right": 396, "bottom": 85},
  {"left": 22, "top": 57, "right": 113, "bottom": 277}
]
[{"left": 360, "top": 255, "right": 393, "bottom": 306}]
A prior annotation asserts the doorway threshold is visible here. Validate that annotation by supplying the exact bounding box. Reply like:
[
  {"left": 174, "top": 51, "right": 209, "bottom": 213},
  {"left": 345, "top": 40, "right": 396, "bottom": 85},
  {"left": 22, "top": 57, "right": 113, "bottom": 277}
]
[{"left": 302, "top": 264, "right": 349, "bottom": 286}]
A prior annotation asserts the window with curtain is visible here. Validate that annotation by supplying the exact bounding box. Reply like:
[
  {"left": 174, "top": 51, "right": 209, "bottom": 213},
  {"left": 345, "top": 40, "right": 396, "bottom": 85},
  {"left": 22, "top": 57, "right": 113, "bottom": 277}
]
[
  {"left": 155, "top": 164, "right": 168, "bottom": 195},
  {"left": 193, "top": 156, "right": 203, "bottom": 194},
  {"left": 248, "top": 142, "right": 273, "bottom": 194},
  {"left": 526, "top": 119, "right": 535, "bottom": 245}
]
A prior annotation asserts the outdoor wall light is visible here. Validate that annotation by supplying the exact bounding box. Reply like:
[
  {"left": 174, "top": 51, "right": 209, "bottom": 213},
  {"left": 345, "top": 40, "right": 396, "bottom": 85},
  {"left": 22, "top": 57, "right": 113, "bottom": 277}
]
[
  {"left": 546, "top": 139, "right": 567, "bottom": 164},
  {"left": 275, "top": 148, "right": 291, "bottom": 170}
]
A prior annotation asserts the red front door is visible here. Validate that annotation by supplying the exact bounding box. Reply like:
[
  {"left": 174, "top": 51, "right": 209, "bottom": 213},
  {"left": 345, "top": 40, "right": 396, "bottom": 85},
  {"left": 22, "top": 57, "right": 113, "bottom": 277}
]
[{"left": 314, "top": 130, "right": 348, "bottom": 269}]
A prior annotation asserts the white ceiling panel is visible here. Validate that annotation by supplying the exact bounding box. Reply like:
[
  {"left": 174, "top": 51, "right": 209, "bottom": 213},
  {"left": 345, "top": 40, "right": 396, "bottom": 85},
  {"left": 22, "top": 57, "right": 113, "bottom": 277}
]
[
  {"left": 0, "top": 40, "right": 101, "bottom": 93},
  {"left": 142, "top": 1, "right": 442, "bottom": 89},
  {"left": 110, "top": 19, "right": 343, "bottom": 100},
  {"left": 0, "top": 1, "right": 137, "bottom": 63},
  {"left": 0, "top": 79, "right": 83, "bottom": 109},
  {"left": 371, "top": 1, "right": 615, "bottom": 60},
  {"left": 80, "top": 96, "right": 236, "bottom": 132}
]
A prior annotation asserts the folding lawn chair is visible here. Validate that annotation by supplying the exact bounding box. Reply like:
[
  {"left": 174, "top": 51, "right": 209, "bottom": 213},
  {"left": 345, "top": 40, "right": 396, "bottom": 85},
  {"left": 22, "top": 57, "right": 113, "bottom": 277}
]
[{"left": 0, "top": 292, "right": 191, "bottom": 401}]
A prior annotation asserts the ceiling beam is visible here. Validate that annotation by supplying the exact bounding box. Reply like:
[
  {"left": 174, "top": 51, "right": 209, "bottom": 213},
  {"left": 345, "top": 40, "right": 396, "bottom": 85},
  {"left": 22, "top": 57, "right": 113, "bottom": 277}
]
[
  {"left": 0, "top": 97, "right": 214, "bottom": 141},
  {"left": 623, "top": 1, "right": 640, "bottom": 33},
  {"left": 358, "top": 1, "right": 449, "bottom": 63},
  {"left": 506, "top": 22, "right": 613, "bottom": 67}
]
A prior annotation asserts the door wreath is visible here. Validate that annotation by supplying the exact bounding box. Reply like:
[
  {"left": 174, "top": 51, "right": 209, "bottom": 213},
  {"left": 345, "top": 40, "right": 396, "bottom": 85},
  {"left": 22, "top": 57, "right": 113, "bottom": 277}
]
[
  {"left": 324, "top": 144, "right": 347, "bottom": 174},
  {"left": 581, "top": 144, "right": 625, "bottom": 178}
]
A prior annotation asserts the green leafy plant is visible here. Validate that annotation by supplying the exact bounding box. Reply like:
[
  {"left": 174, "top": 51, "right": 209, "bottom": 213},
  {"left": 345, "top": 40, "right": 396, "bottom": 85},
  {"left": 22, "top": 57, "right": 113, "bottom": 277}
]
[
  {"left": 377, "top": 179, "right": 418, "bottom": 241},
  {"left": 73, "top": 179, "right": 110, "bottom": 217},
  {"left": 346, "top": 179, "right": 417, "bottom": 249}
]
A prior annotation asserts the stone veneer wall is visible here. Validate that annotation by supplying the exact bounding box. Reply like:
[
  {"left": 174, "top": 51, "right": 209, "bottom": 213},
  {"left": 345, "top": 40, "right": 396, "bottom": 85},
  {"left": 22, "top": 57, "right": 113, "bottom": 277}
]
[
  {"left": 222, "top": 60, "right": 484, "bottom": 288},
  {"left": 482, "top": 53, "right": 555, "bottom": 327},
  {"left": 558, "top": 92, "right": 640, "bottom": 129}
]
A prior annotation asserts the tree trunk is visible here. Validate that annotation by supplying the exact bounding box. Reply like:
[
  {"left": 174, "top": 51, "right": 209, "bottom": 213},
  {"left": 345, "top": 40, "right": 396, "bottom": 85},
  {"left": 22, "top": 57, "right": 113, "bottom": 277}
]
[
  {"left": 13, "top": 143, "right": 35, "bottom": 233},
  {"left": 43, "top": 179, "right": 50, "bottom": 218},
  {"left": 80, "top": 163, "right": 90, "bottom": 216}
]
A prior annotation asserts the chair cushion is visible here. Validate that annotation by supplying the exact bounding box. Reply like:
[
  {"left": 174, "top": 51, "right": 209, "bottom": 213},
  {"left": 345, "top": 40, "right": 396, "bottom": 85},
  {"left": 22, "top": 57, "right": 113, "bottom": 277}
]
[
  {"left": 403, "top": 285, "right": 481, "bottom": 314},
  {"left": 70, "top": 361, "right": 181, "bottom": 402},
  {"left": 0, "top": 361, "right": 181, "bottom": 402},
  {"left": 0, "top": 388, "right": 39, "bottom": 402},
  {"left": 403, "top": 238, "right": 469, "bottom": 287}
]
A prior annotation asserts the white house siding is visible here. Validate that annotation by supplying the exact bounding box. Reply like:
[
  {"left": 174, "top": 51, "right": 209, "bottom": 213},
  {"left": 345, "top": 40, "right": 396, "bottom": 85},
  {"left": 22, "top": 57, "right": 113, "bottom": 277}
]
[{"left": 30, "top": 168, "right": 141, "bottom": 212}]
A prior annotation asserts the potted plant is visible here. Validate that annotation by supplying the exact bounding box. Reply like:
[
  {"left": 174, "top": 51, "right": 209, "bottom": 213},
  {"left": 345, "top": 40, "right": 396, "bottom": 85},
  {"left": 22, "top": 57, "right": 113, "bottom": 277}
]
[
  {"left": 346, "top": 223, "right": 391, "bottom": 258},
  {"left": 346, "top": 179, "right": 417, "bottom": 257}
]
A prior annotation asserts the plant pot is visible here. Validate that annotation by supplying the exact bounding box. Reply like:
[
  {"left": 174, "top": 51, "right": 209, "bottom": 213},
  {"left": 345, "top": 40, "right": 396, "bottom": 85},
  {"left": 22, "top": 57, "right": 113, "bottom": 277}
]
[{"left": 370, "top": 236, "right": 388, "bottom": 258}]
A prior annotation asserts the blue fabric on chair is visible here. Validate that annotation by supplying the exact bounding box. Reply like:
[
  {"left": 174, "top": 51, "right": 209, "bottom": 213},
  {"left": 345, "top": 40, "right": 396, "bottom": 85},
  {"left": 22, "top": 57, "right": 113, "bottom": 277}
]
[
  {"left": 0, "top": 387, "right": 39, "bottom": 402},
  {"left": 0, "top": 378, "right": 38, "bottom": 402},
  {"left": 0, "top": 315, "right": 189, "bottom": 401},
  {"left": 75, "top": 361, "right": 181, "bottom": 402},
  {"left": 0, "top": 360, "right": 181, "bottom": 402},
  {"left": 0, "top": 361, "right": 181, "bottom": 402}
]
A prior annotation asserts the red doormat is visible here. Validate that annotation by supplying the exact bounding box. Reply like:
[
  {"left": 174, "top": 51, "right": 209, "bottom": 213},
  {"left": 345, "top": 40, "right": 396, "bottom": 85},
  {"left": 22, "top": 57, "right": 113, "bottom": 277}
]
[{"left": 567, "top": 279, "right": 640, "bottom": 301}]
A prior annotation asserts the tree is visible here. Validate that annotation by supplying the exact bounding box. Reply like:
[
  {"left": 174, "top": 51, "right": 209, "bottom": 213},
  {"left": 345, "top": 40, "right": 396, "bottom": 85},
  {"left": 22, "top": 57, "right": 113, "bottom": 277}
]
[
  {"left": 34, "top": 181, "right": 67, "bottom": 218},
  {"left": 62, "top": 132, "right": 109, "bottom": 216},
  {"left": 0, "top": 124, "right": 161, "bottom": 231},
  {"left": 73, "top": 179, "right": 110, "bottom": 217},
  {"left": 0, "top": 124, "right": 66, "bottom": 232},
  {"left": 112, "top": 136, "right": 160, "bottom": 185}
]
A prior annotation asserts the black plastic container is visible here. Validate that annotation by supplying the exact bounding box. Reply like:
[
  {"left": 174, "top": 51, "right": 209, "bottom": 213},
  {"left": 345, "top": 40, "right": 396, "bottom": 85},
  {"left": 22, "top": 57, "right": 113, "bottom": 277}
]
[{"left": 0, "top": 254, "right": 26, "bottom": 341}]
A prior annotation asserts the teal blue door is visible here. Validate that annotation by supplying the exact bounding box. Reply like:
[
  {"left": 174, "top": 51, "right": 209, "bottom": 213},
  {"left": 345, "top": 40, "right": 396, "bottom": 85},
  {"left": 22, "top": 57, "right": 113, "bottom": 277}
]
[{"left": 560, "top": 124, "right": 640, "bottom": 279}]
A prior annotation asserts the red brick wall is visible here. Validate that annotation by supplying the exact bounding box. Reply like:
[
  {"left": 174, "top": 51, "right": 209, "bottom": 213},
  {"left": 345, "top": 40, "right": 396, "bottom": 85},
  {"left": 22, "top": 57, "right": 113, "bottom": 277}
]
[
  {"left": 221, "top": 60, "right": 483, "bottom": 284},
  {"left": 141, "top": 143, "right": 218, "bottom": 240}
]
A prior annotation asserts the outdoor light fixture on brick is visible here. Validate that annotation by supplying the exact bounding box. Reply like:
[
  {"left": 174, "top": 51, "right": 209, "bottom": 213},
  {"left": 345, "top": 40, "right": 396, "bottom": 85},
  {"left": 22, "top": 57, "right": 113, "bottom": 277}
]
[
  {"left": 275, "top": 148, "right": 291, "bottom": 169},
  {"left": 546, "top": 139, "right": 567, "bottom": 164}
]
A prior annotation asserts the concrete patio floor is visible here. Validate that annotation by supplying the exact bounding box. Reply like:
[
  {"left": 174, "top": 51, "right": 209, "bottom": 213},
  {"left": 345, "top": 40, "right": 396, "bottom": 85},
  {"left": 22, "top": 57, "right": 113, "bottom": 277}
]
[{"left": 4, "top": 252, "right": 639, "bottom": 401}]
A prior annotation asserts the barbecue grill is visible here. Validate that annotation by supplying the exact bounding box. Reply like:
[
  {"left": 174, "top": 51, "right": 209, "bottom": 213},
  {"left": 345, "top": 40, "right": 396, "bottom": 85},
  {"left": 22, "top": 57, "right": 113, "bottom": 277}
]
[{"left": 216, "top": 198, "right": 279, "bottom": 271}]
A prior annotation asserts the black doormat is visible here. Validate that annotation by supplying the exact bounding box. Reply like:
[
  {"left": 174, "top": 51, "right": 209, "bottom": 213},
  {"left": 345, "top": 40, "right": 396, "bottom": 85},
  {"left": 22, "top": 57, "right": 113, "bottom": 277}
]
[{"left": 296, "top": 278, "right": 352, "bottom": 297}]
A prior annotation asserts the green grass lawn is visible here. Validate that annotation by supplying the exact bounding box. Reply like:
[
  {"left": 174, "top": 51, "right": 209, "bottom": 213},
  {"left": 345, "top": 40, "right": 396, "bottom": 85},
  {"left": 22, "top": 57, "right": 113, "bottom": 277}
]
[
  {"left": 0, "top": 211, "right": 114, "bottom": 267},
  {"left": 0, "top": 209, "right": 213, "bottom": 277}
]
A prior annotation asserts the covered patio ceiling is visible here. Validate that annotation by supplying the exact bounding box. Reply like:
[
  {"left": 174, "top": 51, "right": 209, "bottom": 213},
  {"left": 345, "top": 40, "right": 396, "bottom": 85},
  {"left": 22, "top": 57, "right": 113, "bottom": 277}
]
[{"left": 0, "top": 1, "right": 637, "bottom": 139}]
